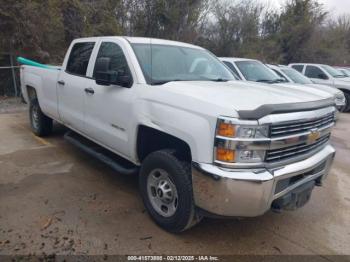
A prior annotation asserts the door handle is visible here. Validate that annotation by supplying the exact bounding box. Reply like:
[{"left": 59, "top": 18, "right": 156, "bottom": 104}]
[
  {"left": 57, "top": 80, "right": 65, "bottom": 86},
  {"left": 84, "top": 87, "right": 95, "bottom": 94}
]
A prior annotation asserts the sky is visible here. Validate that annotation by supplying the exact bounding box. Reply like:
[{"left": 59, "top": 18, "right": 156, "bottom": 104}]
[{"left": 261, "top": 0, "right": 350, "bottom": 17}]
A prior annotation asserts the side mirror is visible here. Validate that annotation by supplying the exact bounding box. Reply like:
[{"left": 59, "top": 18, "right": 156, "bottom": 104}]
[
  {"left": 95, "top": 57, "right": 132, "bottom": 88},
  {"left": 318, "top": 73, "right": 328, "bottom": 80},
  {"left": 116, "top": 73, "right": 132, "bottom": 88},
  {"left": 95, "top": 57, "right": 114, "bottom": 86}
]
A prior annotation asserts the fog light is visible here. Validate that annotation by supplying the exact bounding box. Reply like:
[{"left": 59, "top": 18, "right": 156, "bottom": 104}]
[{"left": 237, "top": 150, "right": 265, "bottom": 163}]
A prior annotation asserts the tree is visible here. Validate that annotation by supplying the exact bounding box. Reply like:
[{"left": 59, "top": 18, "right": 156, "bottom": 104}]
[
  {"left": 278, "top": 0, "right": 327, "bottom": 64},
  {"left": 0, "top": 0, "right": 65, "bottom": 62},
  {"left": 197, "top": 0, "right": 263, "bottom": 57},
  {"left": 117, "top": 0, "right": 209, "bottom": 42}
]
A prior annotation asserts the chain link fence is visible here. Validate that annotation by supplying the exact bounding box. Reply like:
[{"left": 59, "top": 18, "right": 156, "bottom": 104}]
[{"left": 0, "top": 54, "right": 20, "bottom": 97}]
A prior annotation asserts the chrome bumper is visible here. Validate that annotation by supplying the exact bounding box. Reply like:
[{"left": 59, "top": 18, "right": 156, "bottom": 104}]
[{"left": 192, "top": 144, "right": 335, "bottom": 217}]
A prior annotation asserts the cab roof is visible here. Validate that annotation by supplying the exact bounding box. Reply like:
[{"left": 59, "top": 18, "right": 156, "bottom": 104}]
[
  {"left": 72, "top": 36, "right": 204, "bottom": 50},
  {"left": 219, "top": 57, "right": 257, "bottom": 62}
]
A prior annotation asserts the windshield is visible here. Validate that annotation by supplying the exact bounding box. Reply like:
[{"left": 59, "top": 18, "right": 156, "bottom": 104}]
[
  {"left": 321, "top": 65, "right": 346, "bottom": 78},
  {"left": 339, "top": 68, "right": 350, "bottom": 77},
  {"left": 281, "top": 68, "right": 313, "bottom": 84},
  {"left": 235, "top": 60, "right": 284, "bottom": 83},
  {"left": 131, "top": 43, "right": 235, "bottom": 85}
]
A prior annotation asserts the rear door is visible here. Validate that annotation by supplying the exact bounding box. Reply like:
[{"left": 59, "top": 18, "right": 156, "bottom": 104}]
[
  {"left": 83, "top": 40, "right": 136, "bottom": 158},
  {"left": 57, "top": 41, "right": 96, "bottom": 132}
]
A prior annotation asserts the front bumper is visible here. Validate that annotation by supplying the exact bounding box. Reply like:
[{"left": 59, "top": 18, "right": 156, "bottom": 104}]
[{"left": 192, "top": 144, "right": 335, "bottom": 217}]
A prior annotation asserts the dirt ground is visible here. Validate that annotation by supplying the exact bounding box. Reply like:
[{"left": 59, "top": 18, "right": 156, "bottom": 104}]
[{"left": 0, "top": 98, "right": 350, "bottom": 258}]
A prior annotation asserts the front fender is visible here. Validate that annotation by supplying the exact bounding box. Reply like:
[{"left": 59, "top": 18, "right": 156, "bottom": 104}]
[{"left": 134, "top": 101, "right": 231, "bottom": 163}]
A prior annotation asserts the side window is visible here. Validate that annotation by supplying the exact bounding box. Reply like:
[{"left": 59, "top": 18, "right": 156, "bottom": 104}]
[
  {"left": 291, "top": 65, "right": 304, "bottom": 73},
  {"left": 93, "top": 42, "right": 132, "bottom": 79},
  {"left": 223, "top": 61, "right": 241, "bottom": 79},
  {"left": 305, "top": 65, "right": 327, "bottom": 79},
  {"left": 66, "top": 42, "right": 95, "bottom": 76}
]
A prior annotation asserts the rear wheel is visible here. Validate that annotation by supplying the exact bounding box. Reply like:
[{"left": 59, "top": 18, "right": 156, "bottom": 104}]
[
  {"left": 139, "top": 150, "right": 201, "bottom": 233},
  {"left": 29, "top": 98, "right": 53, "bottom": 136}
]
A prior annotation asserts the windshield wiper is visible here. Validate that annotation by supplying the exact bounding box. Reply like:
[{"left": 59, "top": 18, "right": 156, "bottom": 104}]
[
  {"left": 152, "top": 79, "right": 182, "bottom": 85},
  {"left": 256, "top": 79, "right": 285, "bottom": 84},
  {"left": 271, "top": 78, "right": 286, "bottom": 83},
  {"left": 334, "top": 75, "right": 346, "bottom": 78},
  {"left": 209, "top": 78, "right": 230, "bottom": 82},
  {"left": 256, "top": 79, "right": 273, "bottom": 83}
]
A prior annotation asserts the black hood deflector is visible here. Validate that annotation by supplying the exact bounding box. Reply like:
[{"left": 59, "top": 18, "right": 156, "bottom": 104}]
[{"left": 238, "top": 98, "right": 335, "bottom": 120}]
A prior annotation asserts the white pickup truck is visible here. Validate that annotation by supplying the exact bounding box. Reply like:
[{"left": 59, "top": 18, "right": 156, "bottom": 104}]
[
  {"left": 289, "top": 63, "right": 350, "bottom": 112},
  {"left": 20, "top": 37, "right": 336, "bottom": 232}
]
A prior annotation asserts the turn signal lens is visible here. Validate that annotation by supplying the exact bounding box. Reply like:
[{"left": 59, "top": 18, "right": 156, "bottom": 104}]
[
  {"left": 216, "top": 148, "right": 235, "bottom": 162},
  {"left": 217, "top": 123, "right": 236, "bottom": 137}
]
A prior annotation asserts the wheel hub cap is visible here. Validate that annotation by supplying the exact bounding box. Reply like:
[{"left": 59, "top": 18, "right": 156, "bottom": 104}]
[{"left": 147, "top": 169, "right": 178, "bottom": 217}]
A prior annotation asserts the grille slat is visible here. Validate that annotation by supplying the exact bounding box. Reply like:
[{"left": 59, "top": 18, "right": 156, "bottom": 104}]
[
  {"left": 271, "top": 120, "right": 333, "bottom": 135},
  {"left": 270, "top": 112, "right": 335, "bottom": 138},
  {"left": 272, "top": 115, "right": 334, "bottom": 131},
  {"left": 266, "top": 135, "right": 330, "bottom": 162}
]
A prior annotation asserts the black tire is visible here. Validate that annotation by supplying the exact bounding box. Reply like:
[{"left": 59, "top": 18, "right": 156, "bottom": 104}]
[
  {"left": 29, "top": 98, "right": 53, "bottom": 136},
  {"left": 344, "top": 92, "right": 350, "bottom": 112},
  {"left": 139, "top": 150, "right": 201, "bottom": 233}
]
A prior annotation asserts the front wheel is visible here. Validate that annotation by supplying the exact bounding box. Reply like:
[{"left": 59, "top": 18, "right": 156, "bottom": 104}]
[
  {"left": 139, "top": 150, "right": 201, "bottom": 233},
  {"left": 29, "top": 98, "right": 53, "bottom": 136},
  {"left": 343, "top": 92, "right": 350, "bottom": 112}
]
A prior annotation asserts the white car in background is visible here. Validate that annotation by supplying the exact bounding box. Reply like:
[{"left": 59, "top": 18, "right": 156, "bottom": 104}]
[
  {"left": 268, "top": 64, "right": 346, "bottom": 111},
  {"left": 219, "top": 58, "right": 346, "bottom": 111},
  {"left": 334, "top": 66, "right": 350, "bottom": 77},
  {"left": 289, "top": 63, "right": 350, "bottom": 111}
]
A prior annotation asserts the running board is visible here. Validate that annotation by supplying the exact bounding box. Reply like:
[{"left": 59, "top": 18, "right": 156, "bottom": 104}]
[{"left": 64, "top": 131, "right": 139, "bottom": 175}]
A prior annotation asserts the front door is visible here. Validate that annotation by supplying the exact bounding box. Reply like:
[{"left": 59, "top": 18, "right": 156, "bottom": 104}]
[
  {"left": 304, "top": 65, "right": 333, "bottom": 86},
  {"left": 84, "top": 41, "right": 135, "bottom": 158}
]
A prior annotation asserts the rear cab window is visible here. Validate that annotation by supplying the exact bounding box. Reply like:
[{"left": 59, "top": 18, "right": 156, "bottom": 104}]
[{"left": 66, "top": 42, "right": 95, "bottom": 76}]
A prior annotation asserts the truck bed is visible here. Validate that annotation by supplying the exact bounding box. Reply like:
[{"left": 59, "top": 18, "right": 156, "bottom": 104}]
[{"left": 20, "top": 65, "right": 62, "bottom": 120}]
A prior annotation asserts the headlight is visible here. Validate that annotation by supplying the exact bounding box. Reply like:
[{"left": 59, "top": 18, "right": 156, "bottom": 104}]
[
  {"left": 216, "top": 118, "right": 269, "bottom": 138},
  {"left": 215, "top": 117, "right": 268, "bottom": 164},
  {"left": 334, "top": 92, "right": 345, "bottom": 106}
]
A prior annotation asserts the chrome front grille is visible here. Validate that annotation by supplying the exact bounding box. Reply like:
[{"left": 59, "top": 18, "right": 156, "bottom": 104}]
[
  {"left": 266, "top": 135, "right": 330, "bottom": 162},
  {"left": 270, "top": 112, "right": 335, "bottom": 138}
]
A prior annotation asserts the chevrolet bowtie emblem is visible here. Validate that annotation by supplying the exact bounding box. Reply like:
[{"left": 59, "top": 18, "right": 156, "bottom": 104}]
[{"left": 308, "top": 129, "right": 321, "bottom": 143}]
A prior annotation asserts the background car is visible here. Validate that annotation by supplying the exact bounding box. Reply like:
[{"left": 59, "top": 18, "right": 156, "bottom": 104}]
[
  {"left": 219, "top": 57, "right": 345, "bottom": 111},
  {"left": 268, "top": 64, "right": 346, "bottom": 111},
  {"left": 288, "top": 63, "right": 350, "bottom": 112},
  {"left": 334, "top": 66, "right": 350, "bottom": 77}
]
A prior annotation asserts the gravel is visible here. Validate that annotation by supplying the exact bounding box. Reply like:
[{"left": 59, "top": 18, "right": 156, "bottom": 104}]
[{"left": 0, "top": 96, "right": 27, "bottom": 114}]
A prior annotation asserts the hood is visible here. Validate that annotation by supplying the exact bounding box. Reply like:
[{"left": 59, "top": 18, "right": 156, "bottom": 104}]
[
  {"left": 306, "top": 83, "right": 341, "bottom": 96},
  {"left": 273, "top": 82, "right": 334, "bottom": 98},
  {"left": 153, "top": 80, "right": 332, "bottom": 113},
  {"left": 334, "top": 77, "right": 350, "bottom": 86}
]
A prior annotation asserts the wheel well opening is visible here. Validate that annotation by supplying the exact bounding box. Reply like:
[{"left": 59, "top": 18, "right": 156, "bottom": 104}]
[
  {"left": 26, "top": 85, "right": 37, "bottom": 100},
  {"left": 339, "top": 88, "right": 350, "bottom": 95},
  {"left": 137, "top": 125, "right": 192, "bottom": 163}
]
